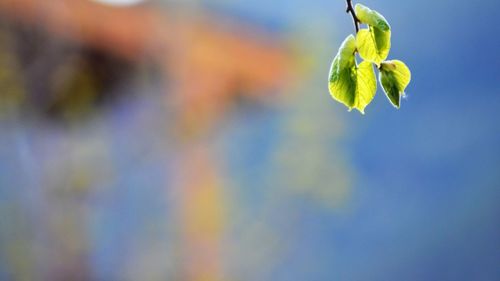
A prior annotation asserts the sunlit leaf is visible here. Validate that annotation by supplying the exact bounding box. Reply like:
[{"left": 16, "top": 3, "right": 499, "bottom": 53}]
[
  {"left": 356, "top": 27, "right": 391, "bottom": 65},
  {"left": 336, "top": 34, "right": 357, "bottom": 67},
  {"left": 379, "top": 60, "right": 411, "bottom": 108},
  {"left": 328, "top": 35, "right": 377, "bottom": 114},
  {"left": 355, "top": 4, "right": 391, "bottom": 32}
]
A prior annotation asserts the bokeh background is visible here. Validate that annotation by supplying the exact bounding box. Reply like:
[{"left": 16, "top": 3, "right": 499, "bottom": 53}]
[{"left": 0, "top": 0, "right": 499, "bottom": 280}]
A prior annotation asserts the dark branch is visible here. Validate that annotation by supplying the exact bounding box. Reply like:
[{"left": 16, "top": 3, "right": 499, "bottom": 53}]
[{"left": 346, "top": 0, "right": 360, "bottom": 33}]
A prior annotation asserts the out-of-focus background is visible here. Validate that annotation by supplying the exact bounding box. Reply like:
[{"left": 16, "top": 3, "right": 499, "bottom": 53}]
[{"left": 0, "top": 0, "right": 499, "bottom": 280}]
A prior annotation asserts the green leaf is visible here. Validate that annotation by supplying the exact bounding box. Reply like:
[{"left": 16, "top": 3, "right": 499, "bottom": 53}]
[
  {"left": 356, "top": 27, "right": 391, "bottom": 65},
  {"left": 354, "top": 4, "right": 391, "bottom": 65},
  {"left": 355, "top": 4, "right": 391, "bottom": 31},
  {"left": 379, "top": 60, "right": 412, "bottom": 108},
  {"left": 336, "top": 34, "right": 357, "bottom": 67},
  {"left": 328, "top": 35, "right": 377, "bottom": 114}
]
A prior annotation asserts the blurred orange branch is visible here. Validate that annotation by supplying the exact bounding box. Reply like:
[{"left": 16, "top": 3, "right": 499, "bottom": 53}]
[
  {"left": 0, "top": 0, "right": 293, "bottom": 131},
  {"left": 0, "top": 0, "right": 162, "bottom": 59}
]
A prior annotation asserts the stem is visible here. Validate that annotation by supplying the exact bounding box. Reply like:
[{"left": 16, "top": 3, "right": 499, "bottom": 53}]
[{"left": 346, "top": 0, "right": 360, "bottom": 33}]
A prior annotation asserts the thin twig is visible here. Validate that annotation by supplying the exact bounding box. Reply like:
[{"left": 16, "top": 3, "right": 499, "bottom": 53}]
[{"left": 346, "top": 0, "right": 360, "bottom": 33}]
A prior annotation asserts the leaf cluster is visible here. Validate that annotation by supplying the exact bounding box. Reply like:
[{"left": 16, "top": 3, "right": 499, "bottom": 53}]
[{"left": 328, "top": 3, "right": 411, "bottom": 114}]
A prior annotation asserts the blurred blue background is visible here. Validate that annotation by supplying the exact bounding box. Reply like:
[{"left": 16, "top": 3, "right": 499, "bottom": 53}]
[{"left": 0, "top": 0, "right": 499, "bottom": 280}]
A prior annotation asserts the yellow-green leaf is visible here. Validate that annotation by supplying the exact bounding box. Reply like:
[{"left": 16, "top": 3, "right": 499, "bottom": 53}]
[
  {"left": 336, "top": 34, "right": 357, "bottom": 68},
  {"left": 356, "top": 27, "right": 391, "bottom": 65},
  {"left": 353, "top": 61, "right": 378, "bottom": 113},
  {"left": 328, "top": 36, "right": 377, "bottom": 114},
  {"left": 355, "top": 4, "right": 391, "bottom": 32},
  {"left": 379, "top": 60, "right": 412, "bottom": 108}
]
